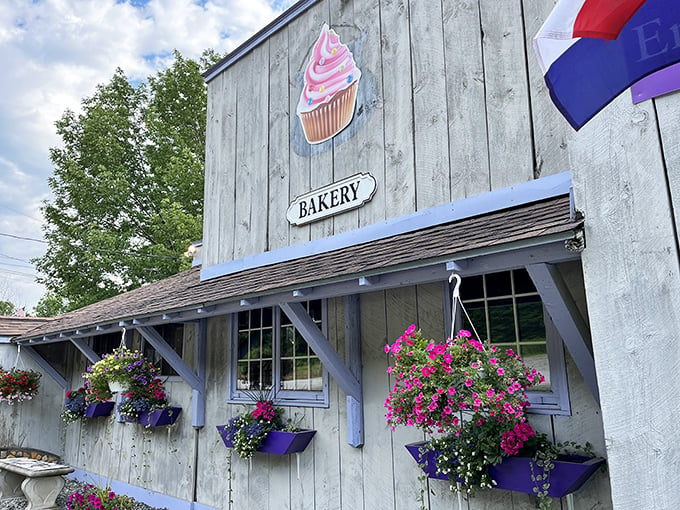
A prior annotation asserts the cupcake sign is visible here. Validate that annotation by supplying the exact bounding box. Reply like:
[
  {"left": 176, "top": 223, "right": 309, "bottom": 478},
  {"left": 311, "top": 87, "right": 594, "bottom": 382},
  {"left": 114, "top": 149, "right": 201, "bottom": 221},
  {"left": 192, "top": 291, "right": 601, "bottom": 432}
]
[{"left": 297, "top": 24, "right": 362, "bottom": 144}]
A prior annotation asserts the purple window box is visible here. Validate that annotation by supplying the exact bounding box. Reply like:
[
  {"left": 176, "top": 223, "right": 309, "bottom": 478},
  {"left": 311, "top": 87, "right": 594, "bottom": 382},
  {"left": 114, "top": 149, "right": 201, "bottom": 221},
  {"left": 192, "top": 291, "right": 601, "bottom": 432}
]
[
  {"left": 405, "top": 441, "right": 605, "bottom": 498},
  {"left": 216, "top": 426, "right": 316, "bottom": 455},
  {"left": 84, "top": 401, "right": 115, "bottom": 418},
  {"left": 137, "top": 407, "right": 182, "bottom": 427}
]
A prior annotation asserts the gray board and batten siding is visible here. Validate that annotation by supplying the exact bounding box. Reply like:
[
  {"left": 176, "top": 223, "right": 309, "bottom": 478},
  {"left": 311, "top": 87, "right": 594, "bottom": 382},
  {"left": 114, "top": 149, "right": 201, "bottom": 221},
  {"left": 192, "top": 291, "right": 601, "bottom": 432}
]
[
  {"left": 202, "top": 0, "right": 680, "bottom": 508},
  {"left": 201, "top": 1, "right": 610, "bottom": 510},
  {"left": 0, "top": 0, "right": 675, "bottom": 509}
]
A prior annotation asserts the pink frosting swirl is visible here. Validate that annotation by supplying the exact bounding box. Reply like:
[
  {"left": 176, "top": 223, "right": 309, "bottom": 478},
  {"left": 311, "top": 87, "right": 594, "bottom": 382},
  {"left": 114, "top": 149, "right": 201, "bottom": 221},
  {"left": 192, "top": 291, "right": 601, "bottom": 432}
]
[{"left": 297, "top": 24, "right": 361, "bottom": 114}]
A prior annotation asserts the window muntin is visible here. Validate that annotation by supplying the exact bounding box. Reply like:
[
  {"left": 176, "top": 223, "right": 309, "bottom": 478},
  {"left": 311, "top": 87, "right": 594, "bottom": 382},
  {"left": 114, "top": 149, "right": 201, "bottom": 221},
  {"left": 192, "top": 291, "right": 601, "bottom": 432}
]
[
  {"left": 459, "top": 269, "right": 570, "bottom": 414},
  {"left": 231, "top": 300, "right": 328, "bottom": 406}
]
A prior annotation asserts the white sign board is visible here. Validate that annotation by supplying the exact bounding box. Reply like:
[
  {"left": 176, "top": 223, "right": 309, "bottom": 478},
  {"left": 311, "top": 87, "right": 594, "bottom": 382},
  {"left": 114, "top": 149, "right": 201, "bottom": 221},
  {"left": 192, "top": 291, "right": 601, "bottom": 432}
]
[{"left": 287, "top": 173, "right": 377, "bottom": 226}]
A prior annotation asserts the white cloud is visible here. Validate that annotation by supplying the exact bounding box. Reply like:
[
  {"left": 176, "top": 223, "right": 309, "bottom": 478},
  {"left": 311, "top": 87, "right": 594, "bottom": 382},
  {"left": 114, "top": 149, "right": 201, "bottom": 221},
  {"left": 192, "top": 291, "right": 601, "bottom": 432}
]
[{"left": 0, "top": 0, "right": 296, "bottom": 311}]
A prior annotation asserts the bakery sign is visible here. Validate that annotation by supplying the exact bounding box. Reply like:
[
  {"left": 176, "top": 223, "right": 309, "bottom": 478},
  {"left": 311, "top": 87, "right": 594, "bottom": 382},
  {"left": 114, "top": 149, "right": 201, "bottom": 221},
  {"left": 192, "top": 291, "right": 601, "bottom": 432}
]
[{"left": 286, "top": 173, "right": 377, "bottom": 226}]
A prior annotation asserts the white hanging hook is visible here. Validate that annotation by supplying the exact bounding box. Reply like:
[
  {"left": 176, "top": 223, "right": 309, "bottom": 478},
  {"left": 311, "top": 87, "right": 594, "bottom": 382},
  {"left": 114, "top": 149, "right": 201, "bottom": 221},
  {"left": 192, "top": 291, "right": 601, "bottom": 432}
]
[
  {"left": 449, "top": 273, "right": 461, "bottom": 299},
  {"left": 449, "top": 273, "right": 461, "bottom": 339},
  {"left": 120, "top": 327, "right": 127, "bottom": 348}
]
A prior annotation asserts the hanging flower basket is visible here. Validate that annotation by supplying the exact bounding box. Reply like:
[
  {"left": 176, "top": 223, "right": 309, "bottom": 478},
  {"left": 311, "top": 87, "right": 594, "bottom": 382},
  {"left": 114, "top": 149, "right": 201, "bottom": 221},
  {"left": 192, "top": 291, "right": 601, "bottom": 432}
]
[
  {"left": 405, "top": 441, "right": 605, "bottom": 498},
  {"left": 217, "top": 425, "right": 316, "bottom": 455},
  {"left": 137, "top": 407, "right": 182, "bottom": 427},
  {"left": 0, "top": 368, "right": 41, "bottom": 404},
  {"left": 84, "top": 401, "right": 115, "bottom": 418}
]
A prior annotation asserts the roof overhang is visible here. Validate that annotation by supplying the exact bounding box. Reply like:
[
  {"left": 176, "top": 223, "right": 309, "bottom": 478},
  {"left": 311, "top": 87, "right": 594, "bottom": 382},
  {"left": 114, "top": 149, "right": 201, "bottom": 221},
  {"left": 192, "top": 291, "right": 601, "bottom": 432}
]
[{"left": 15, "top": 173, "right": 582, "bottom": 344}]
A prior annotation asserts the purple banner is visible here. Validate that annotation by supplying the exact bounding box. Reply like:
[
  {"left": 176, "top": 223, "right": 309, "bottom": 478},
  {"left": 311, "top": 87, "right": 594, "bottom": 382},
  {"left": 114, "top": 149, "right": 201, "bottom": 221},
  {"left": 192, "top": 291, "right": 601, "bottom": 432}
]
[{"left": 631, "top": 63, "right": 680, "bottom": 104}]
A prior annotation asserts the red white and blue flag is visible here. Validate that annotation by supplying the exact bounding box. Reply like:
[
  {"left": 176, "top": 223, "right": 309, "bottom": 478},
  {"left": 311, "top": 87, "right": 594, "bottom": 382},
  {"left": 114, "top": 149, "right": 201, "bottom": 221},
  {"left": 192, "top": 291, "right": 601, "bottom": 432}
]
[{"left": 534, "top": 0, "right": 680, "bottom": 130}]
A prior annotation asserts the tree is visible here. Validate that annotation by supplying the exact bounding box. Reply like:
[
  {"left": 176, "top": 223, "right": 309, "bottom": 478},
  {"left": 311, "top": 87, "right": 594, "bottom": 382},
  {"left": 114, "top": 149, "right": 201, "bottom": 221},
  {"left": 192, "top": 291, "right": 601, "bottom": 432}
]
[
  {"left": 0, "top": 301, "right": 15, "bottom": 316},
  {"left": 33, "top": 293, "right": 67, "bottom": 317},
  {"left": 34, "top": 50, "right": 222, "bottom": 311}
]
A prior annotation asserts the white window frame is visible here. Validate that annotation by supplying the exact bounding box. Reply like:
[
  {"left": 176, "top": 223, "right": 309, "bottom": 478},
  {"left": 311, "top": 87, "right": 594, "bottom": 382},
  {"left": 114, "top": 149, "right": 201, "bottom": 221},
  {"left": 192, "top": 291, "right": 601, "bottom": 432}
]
[{"left": 228, "top": 300, "right": 329, "bottom": 407}]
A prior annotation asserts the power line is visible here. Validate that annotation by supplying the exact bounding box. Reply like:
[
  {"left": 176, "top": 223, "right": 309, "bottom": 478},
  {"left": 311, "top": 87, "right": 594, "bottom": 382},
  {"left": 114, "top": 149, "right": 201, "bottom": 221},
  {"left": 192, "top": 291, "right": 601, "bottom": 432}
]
[
  {"left": 0, "top": 253, "right": 32, "bottom": 263},
  {"left": 0, "top": 204, "right": 42, "bottom": 223},
  {"left": 0, "top": 268, "right": 38, "bottom": 279},
  {"left": 0, "top": 232, "right": 46, "bottom": 243},
  {"left": 0, "top": 261, "right": 34, "bottom": 269},
  {"left": 0, "top": 231, "right": 184, "bottom": 260}
]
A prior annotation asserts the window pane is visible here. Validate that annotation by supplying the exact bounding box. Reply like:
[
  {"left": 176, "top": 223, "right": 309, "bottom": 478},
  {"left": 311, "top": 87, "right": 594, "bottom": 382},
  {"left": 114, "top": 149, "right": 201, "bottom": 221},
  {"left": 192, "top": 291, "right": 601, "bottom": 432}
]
[
  {"left": 309, "top": 359, "right": 323, "bottom": 390},
  {"left": 281, "top": 360, "right": 294, "bottom": 389},
  {"left": 250, "top": 309, "right": 261, "bottom": 328},
  {"left": 518, "top": 343, "right": 551, "bottom": 390},
  {"left": 295, "top": 359, "right": 310, "bottom": 390},
  {"left": 488, "top": 298, "right": 515, "bottom": 344},
  {"left": 294, "top": 331, "right": 308, "bottom": 356},
  {"left": 460, "top": 275, "right": 484, "bottom": 300},
  {"left": 237, "top": 362, "right": 249, "bottom": 390},
  {"left": 249, "top": 331, "right": 261, "bottom": 359},
  {"left": 262, "top": 329, "right": 273, "bottom": 357},
  {"left": 238, "top": 332, "right": 249, "bottom": 359},
  {"left": 517, "top": 299, "right": 545, "bottom": 343},
  {"left": 462, "top": 303, "right": 487, "bottom": 341},
  {"left": 238, "top": 311, "right": 249, "bottom": 330},
  {"left": 486, "top": 271, "right": 512, "bottom": 297},
  {"left": 513, "top": 268, "right": 537, "bottom": 294},
  {"left": 262, "top": 307, "right": 273, "bottom": 328},
  {"left": 281, "top": 326, "right": 295, "bottom": 357}
]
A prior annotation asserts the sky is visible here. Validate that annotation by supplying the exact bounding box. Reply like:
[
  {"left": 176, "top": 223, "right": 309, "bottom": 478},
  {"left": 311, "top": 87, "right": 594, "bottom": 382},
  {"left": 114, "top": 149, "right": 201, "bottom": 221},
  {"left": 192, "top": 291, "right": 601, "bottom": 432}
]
[{"left": 0, "top": 0, "right": 296, "bottom": 313}]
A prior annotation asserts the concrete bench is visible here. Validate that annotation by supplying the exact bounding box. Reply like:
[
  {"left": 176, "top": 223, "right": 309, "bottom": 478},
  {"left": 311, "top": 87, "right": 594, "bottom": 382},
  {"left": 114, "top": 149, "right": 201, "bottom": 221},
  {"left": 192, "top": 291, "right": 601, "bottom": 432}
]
[{"left": 0, "top": 457, "right": 74, "bottom": 510}]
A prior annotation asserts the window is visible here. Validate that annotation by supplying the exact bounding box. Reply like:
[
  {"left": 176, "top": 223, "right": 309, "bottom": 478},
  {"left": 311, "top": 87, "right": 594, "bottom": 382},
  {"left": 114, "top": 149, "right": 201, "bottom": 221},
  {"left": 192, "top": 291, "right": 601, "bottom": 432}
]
[
  {"left": 230, "top": 300, "right": 328, "bottom": 406},
  {"left": 458, "top": 269, "right": 570, "bottom": 414},
  {"left": 142, "top": 324, "right": 184, "bottom": 377}
]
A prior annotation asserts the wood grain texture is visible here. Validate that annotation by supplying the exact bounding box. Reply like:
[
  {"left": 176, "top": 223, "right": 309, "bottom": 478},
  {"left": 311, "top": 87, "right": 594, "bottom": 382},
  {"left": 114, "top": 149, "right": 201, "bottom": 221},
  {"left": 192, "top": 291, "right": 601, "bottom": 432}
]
[
  {"left": 572, "top": 90, "right": 680, "bottom": 509},
  {"left": 380, "top": 0, "right": 416, "bottom": 219},
  {"left": 443, "top": 0, "right": 491, "bottom": 200},
  {"left": 269, "top": 27, "right": 293, "bottom": 252},
  {"left": 479, "top": 0, "right": 533, "bottom": 190},
  {"left": 409, "top": 0, "right": 451, "bottom": 209},
  {"left": 233, "top": 43, "right": 270, "bottom": 260}
]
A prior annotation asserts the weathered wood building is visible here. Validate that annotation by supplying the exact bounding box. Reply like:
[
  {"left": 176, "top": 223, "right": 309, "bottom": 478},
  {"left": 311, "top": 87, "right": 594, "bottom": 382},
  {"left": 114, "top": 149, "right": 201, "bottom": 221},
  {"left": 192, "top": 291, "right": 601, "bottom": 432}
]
[{"left": 3, "top": 0, "right": 680, "bottom": 508}]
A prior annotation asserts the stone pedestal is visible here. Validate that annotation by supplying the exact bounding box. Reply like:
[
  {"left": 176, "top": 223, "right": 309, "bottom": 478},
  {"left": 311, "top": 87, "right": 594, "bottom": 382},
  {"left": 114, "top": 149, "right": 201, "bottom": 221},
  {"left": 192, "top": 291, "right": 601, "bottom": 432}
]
[{"left": 0, "top": 458, "right": 73, "bottom": 510}]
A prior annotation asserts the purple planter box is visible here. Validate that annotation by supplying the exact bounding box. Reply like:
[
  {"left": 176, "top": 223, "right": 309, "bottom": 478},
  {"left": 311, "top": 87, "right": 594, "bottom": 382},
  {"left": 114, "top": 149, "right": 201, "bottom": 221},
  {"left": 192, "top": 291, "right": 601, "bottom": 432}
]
[
  {"left": 137, "top": 407, "right": 182, "bottom": 427},
  {"left": 84, "top": 401, "right": 115, "bottom": 418},
  {"left": 216, "top": 426, "right": 316, "bottom": 455},
  {"left": 405, "top": 441, "right": 605, "bottom": 498}
]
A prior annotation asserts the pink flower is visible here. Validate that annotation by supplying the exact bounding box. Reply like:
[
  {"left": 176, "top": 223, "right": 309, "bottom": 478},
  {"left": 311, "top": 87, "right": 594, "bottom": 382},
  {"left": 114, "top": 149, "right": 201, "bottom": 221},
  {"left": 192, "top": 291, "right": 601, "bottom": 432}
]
[
  {"left": 514, "top": 422, "right": 535, "bottom": 442},
  {"left": 447, "top": 387, "right": 456, "bottom": 396},
  {"left": 500, "top": 430, "right": 522, "bottom": 455},
  {"left": 489, "top": 358, "right": 498, "bottom": 365},
  {"left": 497, "top": 368, "right": 505, "bottom": 376},
  {"left": 459, "top": 330, "right": 472, "bottom": 337},
  {"left": 465, "top": 379, "right": 473, "bottom": 387}
]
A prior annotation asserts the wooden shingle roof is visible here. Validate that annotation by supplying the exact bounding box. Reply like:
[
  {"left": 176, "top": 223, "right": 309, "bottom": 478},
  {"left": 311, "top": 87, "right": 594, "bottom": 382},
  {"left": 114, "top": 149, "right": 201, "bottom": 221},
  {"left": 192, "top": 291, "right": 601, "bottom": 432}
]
[
  {"left": 0, "top": 317, "right": 53, "bottom": 338},
  {"left": 17, "top": 195, "right": 580, "bottom": 341}
]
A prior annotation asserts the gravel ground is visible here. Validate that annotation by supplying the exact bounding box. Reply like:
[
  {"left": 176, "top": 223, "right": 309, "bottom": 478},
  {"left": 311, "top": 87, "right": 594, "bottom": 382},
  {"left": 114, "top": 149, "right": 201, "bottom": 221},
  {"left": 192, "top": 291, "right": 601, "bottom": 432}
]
[{"left": 0, "top": 478, "right": 168, "bottom": 510}]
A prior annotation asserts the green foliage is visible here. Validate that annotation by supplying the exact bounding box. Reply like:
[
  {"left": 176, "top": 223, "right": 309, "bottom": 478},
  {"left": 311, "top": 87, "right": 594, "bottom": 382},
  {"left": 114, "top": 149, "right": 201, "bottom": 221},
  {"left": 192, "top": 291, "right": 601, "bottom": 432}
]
[
  {"left": 34, "top": 50, "right": 222, "bottom": 311},
  {"left": 33, "top": 293, "right": 67, "bottom": 317},
  {"left": 0, "top": 300, "right": 15, "bottom": 316}
]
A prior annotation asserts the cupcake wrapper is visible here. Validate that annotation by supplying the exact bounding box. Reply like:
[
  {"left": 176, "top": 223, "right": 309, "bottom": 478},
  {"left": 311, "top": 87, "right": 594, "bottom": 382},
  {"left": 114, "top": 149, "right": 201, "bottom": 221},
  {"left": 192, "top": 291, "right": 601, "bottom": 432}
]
[{"left": 300, "top": 81, "right": 359, "bottom": 144}]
